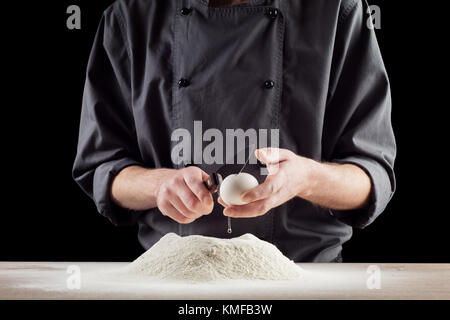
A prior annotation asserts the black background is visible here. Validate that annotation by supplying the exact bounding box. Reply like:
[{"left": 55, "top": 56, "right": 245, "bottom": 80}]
[{"left": 1, "top": 0, "right": 448, "bottom": 263}]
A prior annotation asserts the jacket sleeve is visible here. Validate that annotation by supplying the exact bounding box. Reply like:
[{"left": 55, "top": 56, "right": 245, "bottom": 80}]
[
  {"left": 72, "top": 6, "right": 143, "bottom": 226},
  {"left": 323, "top": 0, "right": 396, "bottom": 228}
]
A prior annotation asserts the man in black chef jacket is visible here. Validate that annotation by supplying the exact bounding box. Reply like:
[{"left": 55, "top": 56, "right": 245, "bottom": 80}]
[{"left": 73, "top": 0, "right": 396, "bottom": 262}]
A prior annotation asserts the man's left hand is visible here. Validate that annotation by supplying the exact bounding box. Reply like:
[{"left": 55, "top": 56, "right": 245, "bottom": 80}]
[{"left": 218, "top": 148, "right": 316, "bottom": 218}]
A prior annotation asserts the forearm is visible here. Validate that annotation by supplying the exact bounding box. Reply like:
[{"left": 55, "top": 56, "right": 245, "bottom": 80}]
[
  {"left": 300, "top": 161, "right": 372, "bottom": 210},
  {"left": 110, "top": 165, "right": 175, "bottom": 211}
]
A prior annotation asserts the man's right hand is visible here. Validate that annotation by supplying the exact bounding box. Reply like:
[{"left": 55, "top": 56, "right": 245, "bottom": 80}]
[
  {"left": 111, "top": 165, "right": 214, "bottom": 224},
  {"left": 155, "top": 166, "right": 214, "bottom": 224}
]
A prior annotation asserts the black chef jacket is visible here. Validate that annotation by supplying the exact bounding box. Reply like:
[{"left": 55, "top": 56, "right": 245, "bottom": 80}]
[{"left": 73, "top": 0, "right": 396, "bottom": 262}]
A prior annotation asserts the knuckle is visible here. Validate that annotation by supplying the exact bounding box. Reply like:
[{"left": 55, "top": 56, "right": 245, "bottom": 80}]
[
  {"left": 256, "top": 211, "right": 265, "bottom": 217},
  {"left": 192, "top": 166, "right": 202, "bottom": 174},
  {"left": 173, "top": 217, "right": 183, "bottom": 223},
  {"left": 181, "top": 209, "right": 195, "bottom": 219},
  {"left": 184, "top": 176, "right": 196, "bottom": 185},
  {"left": 200, "top": 192, "right": 210, "bottom": 201},
  {"left": 181, "top": 166, "right": 192, "bottom": 173},
  {"left": 171, "top": 214, "right": 183, "bottom": 223},
  {"left": 199, "top": 204, "right": 212, "bottom": 215},
  {"left": 159, "top": 185, "right": 169, "bottom": 195},
  {"left": 258, "top": 203, "right": 269, "bottom": 215},
  {"left": 159, "top": 199, "right": 170, "bottom": 207},
  {"left": 184, "top": 166, "right": 200, "bottom": 176},
  {"left": 179, "top": 217, "right": 193, "bottom": 224},
  {"left": 168, "top": 174, "right": 178, "bottom": 183}
]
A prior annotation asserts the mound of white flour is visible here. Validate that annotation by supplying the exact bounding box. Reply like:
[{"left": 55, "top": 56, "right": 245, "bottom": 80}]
[{"left": 125, "top": 233, "right": 302, "bottom": 282}]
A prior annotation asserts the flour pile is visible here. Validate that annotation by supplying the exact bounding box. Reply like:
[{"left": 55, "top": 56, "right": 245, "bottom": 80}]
[{"left": 125, "top": 233, "right": 302, "bottom": 282}]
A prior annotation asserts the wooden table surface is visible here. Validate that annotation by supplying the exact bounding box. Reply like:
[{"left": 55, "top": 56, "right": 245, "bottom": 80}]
[{"left": 0, "top": 262, "right": 449, "bottom": 300}]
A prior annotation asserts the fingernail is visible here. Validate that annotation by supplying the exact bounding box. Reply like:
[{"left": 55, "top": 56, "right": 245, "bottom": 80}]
[{"left": 203, "top": 196, "right": 210, "bottom": 203}]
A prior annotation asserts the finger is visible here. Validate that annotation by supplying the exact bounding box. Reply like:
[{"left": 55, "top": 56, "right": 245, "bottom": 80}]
[
  {"left": 170, "top": 195, "right": 202, "bottom": 220},
  {"left": 266, "top": 163, "right": 282, "bottom": 175},
  {"left": 241, "top": 176, "right": 281, "bottom": 203},
  {"left": 201, "top": 170, "right": 211, "bottom": 182},
  {"left": 160, "top": 201, "right": 195, "bottom": 224},
  {"left": 217, "top": 196, "right": 229, "bottom": 208},
  {"left": 224, "top": 198, "right": 273, "bottom": 218},
  {"left": 176, "top": 178, "right": 210, "bottom": 215},
  {"left": 256, "top": 148, "right": 294, "bottom": 165},
  {"left": 184, "top": 171, "right": 213, "bottom": 205}
]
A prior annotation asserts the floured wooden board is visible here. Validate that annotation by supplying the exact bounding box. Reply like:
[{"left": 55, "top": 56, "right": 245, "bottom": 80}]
[{"left": 0, "top": 262, "right": 449, "bottom": 300}]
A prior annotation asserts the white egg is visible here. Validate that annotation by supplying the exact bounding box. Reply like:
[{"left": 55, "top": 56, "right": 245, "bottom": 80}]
[{"left": 219, "top": 173, "right": 259, "bottom": 206}]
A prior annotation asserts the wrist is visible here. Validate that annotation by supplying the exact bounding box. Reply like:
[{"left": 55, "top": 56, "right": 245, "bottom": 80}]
[
  {"left": 296, "top": 158, "right": 322, "bottom": 199},
  {"left": 147, "top": 168, "right": 176, "bottom": 200}
]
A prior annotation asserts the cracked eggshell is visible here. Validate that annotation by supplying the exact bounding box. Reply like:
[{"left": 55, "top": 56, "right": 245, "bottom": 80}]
[{"left": 219, "top": 173, "right": 259, "bottom": 206}]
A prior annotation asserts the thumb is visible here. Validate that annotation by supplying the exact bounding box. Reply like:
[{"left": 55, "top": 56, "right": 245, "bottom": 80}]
[
  {"left": 201, "top": 170, "right": 210, "bottom": 182},
  {"left": 255, "top": 148, "right": 293, "bottom": 165}
]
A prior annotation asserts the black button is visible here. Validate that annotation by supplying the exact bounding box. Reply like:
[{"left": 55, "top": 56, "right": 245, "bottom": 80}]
[
  {"left": 180, "top": 7, "right": 192, "bottom": 16},
  {"left": 264, "top": 80, "right": 274, "bottom": 89},
  {"left": 178, "top": 78, "right": 190, "bottom": 88},
  {"left": 266, "top": 8, "right": 278, "bottom": 19}
]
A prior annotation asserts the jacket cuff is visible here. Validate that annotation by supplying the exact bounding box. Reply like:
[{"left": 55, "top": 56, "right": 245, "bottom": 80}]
[
  {"left": 93, "top": 158, "right": 143, "bottom": 226},
  {"left": 329, "top": 156, "right": 394, "bottom": 229}
]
